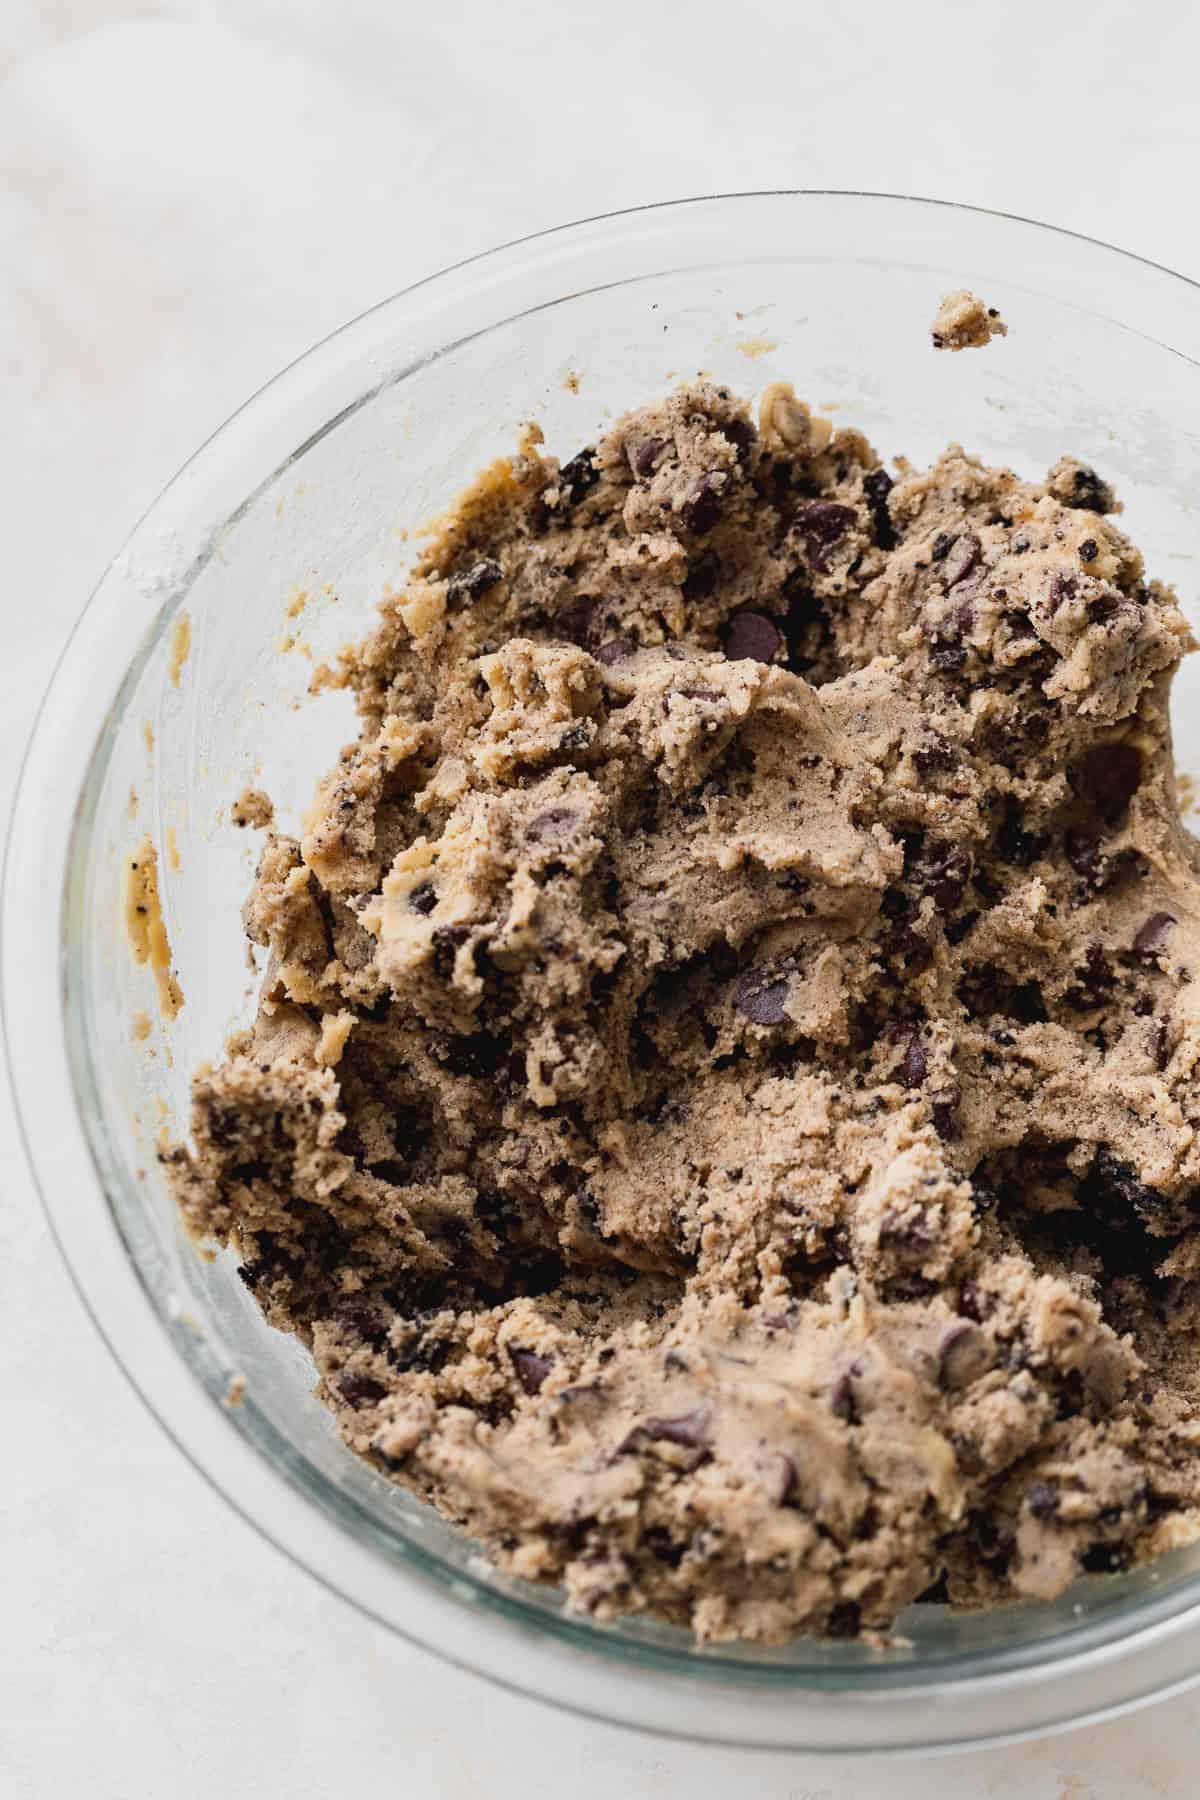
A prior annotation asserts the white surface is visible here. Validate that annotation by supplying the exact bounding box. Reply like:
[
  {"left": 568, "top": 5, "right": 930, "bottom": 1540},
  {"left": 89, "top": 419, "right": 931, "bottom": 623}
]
[{"left": 5, "top": 3, "right": 1200, "bottom": 1794}]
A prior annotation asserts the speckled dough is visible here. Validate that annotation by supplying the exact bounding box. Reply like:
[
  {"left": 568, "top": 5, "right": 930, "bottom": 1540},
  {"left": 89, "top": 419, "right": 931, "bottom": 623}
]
[
  {"left": 169, "top": 380, "right": 1200, "bottom": 1644},
  {"left": 931, "top": 290, "right": 1008, "bottom": 351}
]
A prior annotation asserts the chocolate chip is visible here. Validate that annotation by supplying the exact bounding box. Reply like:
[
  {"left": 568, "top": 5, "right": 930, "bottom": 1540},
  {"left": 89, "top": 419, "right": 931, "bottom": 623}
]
[
  {"left": 1150, "top": 1019, "right": 1170, "bottom": 1071},
  {"left": 431, "top": 923, "right": 468, "bottom": 978},
  {"left": 618, "top": 1408, "right": 711, "bottom": 1462},
  {"left": 681, "top": 471, "right": 728, "bottom": 533},
  {"left": 794, "top": 500, "right": 856, "bottom": 572},
  {"left": 1088, "top": 590, "right": 1124, "bottom": 624},
  {"left": 682, "top": 549, "right": 720, "bottom": 601},
  {"left": 627, "top": 435, "right": 667, "bottom": 479},
  {"left": 337, "top": 1370, "right": 388, "bottom": 1407},
  {"left": 673, "top": 685, "right": 722, "bottom": 704},
  {"left": 446, "top": 558, "right": 503, "bottom": 602},
  {"left": 1092, "top": 1148, "right": 1172, "bottom": 1231},
  {"left": 1134, "top": 911, "right": 1176, "bottom": 960},
  {"left": 408, "top": 880, "right": 438, "bottom": 915},
  {"left": 914, "top": 732, "right": 956, "bottom": 775},
  {"left": 941, "top": 531, "right": 981, "bottom": 588},
  {"left": 724, "top": 610, "right": 781, "bottom": 664},
  {"left": 862, "top": 467, "right": 897, "bottom": 550},
  {"left": 930, "top": 532, "right": 955, "bottom": 563},
  {"left": 1027, "top": 1481, "right": 1059, "bottom": 1519},
  {"left": 1079, "top": 539, "right": 1099, "bottom": 562},
  {"left": 595, "top": 636, "right": 636, "bottom": 666},
  {"left": 1048, "top": 571, "right": 1077, "bottom": 615},
  {"left": 509, "top": 1347, "right": 553, "bottom": 1395},
  {"left": 734, "top": 969, "right": 790, "bottom": 1026},
  {"left": 558, "top": 449, "right": 600, "bottom": 506},
  {"left": 1068, "top": 466, "right": 1114, "bottom": 514},
  {"left": 1067, "top": 942, "right": 1114, "bottom": 1009},
  {"left": 930, "top": 1086, "right": 961, "bottom": 1139},
  {"left": 901, "top": 1035, "right": 928, "bottom": 1088},
  {"left": 937, "top": 1321, "right": 989, "bottom": 1390}
]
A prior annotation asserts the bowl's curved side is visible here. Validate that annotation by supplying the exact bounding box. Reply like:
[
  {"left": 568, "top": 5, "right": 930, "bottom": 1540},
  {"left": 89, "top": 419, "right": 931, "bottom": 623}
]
[{"left": 10, "top": 191, "right": 1200, "bottom": 1751}]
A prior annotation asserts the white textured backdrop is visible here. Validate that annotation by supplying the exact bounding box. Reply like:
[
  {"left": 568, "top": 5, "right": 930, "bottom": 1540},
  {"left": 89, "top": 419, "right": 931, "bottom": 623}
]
[{"left": 5, "top": 4, "right": 1200, "bottom": 1795}]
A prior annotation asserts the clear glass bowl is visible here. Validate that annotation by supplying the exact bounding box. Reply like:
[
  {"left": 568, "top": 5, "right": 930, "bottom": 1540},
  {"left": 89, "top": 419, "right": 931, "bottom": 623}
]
[{"left": 10, "top": 192, "right": 1200, "bottom": 1753}]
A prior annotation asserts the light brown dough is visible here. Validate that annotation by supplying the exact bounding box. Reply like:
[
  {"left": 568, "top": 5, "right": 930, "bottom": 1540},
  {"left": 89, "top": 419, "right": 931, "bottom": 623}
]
[{"left": 169, "top": 378, "right": 1200, "bottom": 1644}]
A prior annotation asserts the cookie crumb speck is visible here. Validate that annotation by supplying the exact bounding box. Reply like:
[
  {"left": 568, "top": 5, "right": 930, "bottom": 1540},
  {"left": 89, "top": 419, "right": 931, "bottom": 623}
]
[
  {"left": 231, "top": 788, "right": 274, "bottom": 829},
  {"left": 931, "top": 290, "right": 1008, "bottom": 351}
]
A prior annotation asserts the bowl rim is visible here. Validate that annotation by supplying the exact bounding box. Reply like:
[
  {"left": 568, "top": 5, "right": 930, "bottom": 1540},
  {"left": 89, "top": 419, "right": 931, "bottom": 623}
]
[{"left": 10, "top": 187, "right": 1200, "bottom": 1753}]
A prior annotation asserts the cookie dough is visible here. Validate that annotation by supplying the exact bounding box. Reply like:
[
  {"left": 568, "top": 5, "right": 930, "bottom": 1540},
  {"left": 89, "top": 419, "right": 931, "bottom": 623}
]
[
  {"left": 931, "top": 290, "right": 1008, "bottom": 351},
  {"left": 169, "top": 379, "right": 1200, "bottom": 1645}
]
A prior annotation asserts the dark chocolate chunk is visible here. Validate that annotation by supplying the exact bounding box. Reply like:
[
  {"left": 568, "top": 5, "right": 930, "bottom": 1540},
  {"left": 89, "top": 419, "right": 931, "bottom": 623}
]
[
  {"left": 1150, "top": 1019, "right": 1170, "bottom": 1071},
  {"left": 901, "top": 1035, "right": 928, "bottom": 1088},
  {"left": 912, "top": 839, "right": 973, "bottom": 910},
  {"left": 431, "top": 923, "right": 468, "bottom": 978},
  {"left": 914, "top": 732, "right": 956, "bottom": 775},
  {"left": 734, "top": 968, "right": 791, "bottom": 1026},
  {"left": 1027, "top": 1481, "right": 1059, "bottom": 1519},
  {"left": 724, "top": 610, "right": 781, "bottom": 664},
  {"left": 446, "top": 558, "right": 503, "bottom": 602},
  {"left": 941, "top": 531, "right": 981, "bottom": 588},
  {"left": 1088, "top": 590, "right": 1124, "bottom": 624},
  {"left": 681, "top": 471, "right": 728, "bottom": 533},
  {"left": 930, "top": 1086, "right": 961, "bottom": 1139},
  {"left": 618, "top": 1408, "right": 712, "bottom": 1460},
  {"left": 795, "top": 500, "right": 856, "bottom": 572},
  {"left": 1048, "top": 571, "right": 1077, "bottom": 614},
  {"left": 627, "top": 435, "right": 667, "bottom": 479},
  {"left": 595, "top": 636, "right": 636, "bottom": 666},
  {"left": 1067, "top": 466, "right": 1115, "bottom": 514},
  {"left": 930, "top": 532, "right": 955, "bottom": 562},
  {"left": 1092, "top": 1148, "right": 1173, "bottom": 1233},
  {"left": 509, "top": 1347, "right": 553, "bottom": 1395},
  {"left": 408, "top": 880, "right": 438, "bottom": 916},
  {"left": 862, "top": 466, "right": 896, "bottom": 550},
  {"left": 1134, "top": 912, "right": 1176, "bottom": 960},
  {"left": 1068, "top": 942, "right": 1114, "bottom": 1008},
  {"left": 1079, "top": 538, "right": 1099, "bottom": 562},
  {"left": 558, "top": 449, "right": 600, "bottom": 506}
]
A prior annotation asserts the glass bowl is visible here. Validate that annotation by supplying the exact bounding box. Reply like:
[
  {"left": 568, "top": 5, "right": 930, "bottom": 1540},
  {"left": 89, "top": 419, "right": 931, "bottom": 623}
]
[{"left": 10, "top": 192, "right": 1200, "bottom": 1754}]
